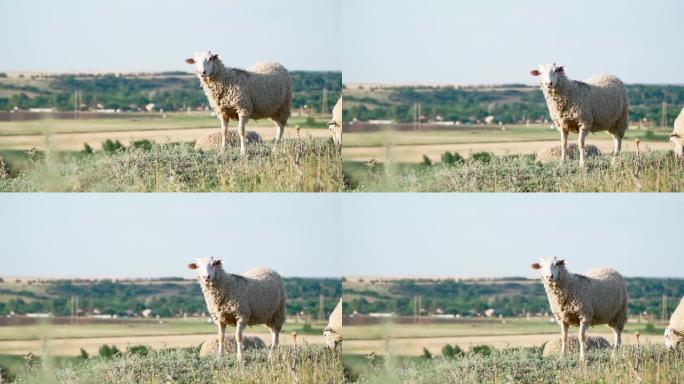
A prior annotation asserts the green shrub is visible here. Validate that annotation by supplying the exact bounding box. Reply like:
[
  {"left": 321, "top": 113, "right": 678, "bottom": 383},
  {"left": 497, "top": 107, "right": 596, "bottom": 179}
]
[
  {"left": 421, "top": 347, "right": 432, "bottom": 359},
  {"left": 128, "top": 345, "right": 150, "bottom": 356},
  {"left": 131, "top": 139, "right": 153, "bottom": 151},
  {"left": 98, "top": 344, "right": 121, "bottom": 359},
  {"left": 441, "top": 151, "right": 463, "bottom": 165},
  {"left": 102, "top": 139, "right": 124, "bottom": 153},
  {"left": 470, "top": 344, "right": 492, "bottom": 356},
  {"left": 471, "top": 151, "right": 492, "bottom": 163},
  {"left": 79, "top": 348, "right": 89, "bottom": 359},
  {"left": 421, "top": 154, "right": 432, "bottom": 166},
  {"left": 82, "top": 143, "right": 93, "bottom": 154}
]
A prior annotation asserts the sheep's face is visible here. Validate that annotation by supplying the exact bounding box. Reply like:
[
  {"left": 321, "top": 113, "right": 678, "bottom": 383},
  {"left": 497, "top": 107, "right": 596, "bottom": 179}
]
[
  {"left": 531, "top": 257, "right": 565, "bottom": 284},
  {"left": 664, "top": 327, "right": 682, "bottom": 350},
  {"left": 530, "top": 64, "right": 565, "bottom": 92},
  {"left": 185, "top": 52, "right": 220, "bottom": 79},
  {"left": 188, "top": 257, "right": 222, "bottom": 284}
]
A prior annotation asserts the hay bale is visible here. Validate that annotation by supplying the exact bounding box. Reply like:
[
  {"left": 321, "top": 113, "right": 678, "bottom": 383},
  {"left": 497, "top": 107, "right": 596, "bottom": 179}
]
[
  {"left": 194, "top": 130, "right": 263, "bottom": 150},
  {"left": 198, "top": 335, "right": 266, "bottom": 357},
  {"left": 536, "top": 143, "right": 601, "bottom": 163},
  {"left": 542, "top": 335, "right": 611, "bottom": 357}
]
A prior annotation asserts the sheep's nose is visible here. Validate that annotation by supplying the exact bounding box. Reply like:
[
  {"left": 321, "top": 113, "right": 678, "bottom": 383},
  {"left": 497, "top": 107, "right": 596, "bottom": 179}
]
[{"left": 202, "top": 70, "right": 206, "bottom": 75}]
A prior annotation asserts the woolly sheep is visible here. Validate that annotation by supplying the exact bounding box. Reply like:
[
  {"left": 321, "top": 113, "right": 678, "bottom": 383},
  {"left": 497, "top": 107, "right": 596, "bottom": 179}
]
[
  {"left": 194, "top": 130, "right": 262, "bottom": 151},
  {"left": 530, "top": 64, "right": 628, "bottom": 165},
  {"left": 185, "top": 51, "right": 291, "bottom": 156},
  {"left": 324, "top": 298, "right": 342, "bottom": 351},
  {"left": 328, "top": 96, "right": 343, "bottom": 149},
  {"left": 542, "top": 335, "right": 611, "bottom": 357},
  {"left": 536, "top": 143, "right": 601, "bottom": 163},
  {"left": 187, "top": 257, "right": 286, "bottom": 361},
  {"left": 670, "top": 106, "right": 684, "bottom": 158},
  {"left": 664, "top": 296, "right": 684, "bottom": 350},
  {"left": 531, "top": 257, "right": 628, "bottom": 361},
  {"left": 198, "top": 334, "right": 266, "bottom": 357}
]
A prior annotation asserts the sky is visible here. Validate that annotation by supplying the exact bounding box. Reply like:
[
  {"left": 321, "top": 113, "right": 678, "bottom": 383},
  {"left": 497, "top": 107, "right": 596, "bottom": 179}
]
[
  {"left": 0, "top": 0, "right": 341, "bottom": 73},
  {"left": 342, "top": 0, "right": 684, "bottom": 84},
  {"left": 1, "top": 194, "right": 682, "bottom": 279}
]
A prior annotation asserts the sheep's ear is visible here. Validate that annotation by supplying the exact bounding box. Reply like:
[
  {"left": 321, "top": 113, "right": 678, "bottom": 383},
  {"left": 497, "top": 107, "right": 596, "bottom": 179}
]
[
  {"left": 209, "top": 54, "right": 220, "bottom": 61},
  {"left": 556, "top": 259, "right": 565, "bottom": 266},
  {"left": 554, "top": 66, "right": 565, "bottom": 73},
  {"left": 187, "top": 263, "right": 198, "bottom": 270},
  {"left": 185, "top": 58, "right": 195, "bottom": 64},
  {"left": 530, "top": 69, "right": 541, "bottom": 77},
  {"left": 531, "top": 262, "right": 541, "bottom": 270},
  {"left": 212, "top": 259, "right": 222, "bottom": 267},
  {"left": 670, "top": 133, "right": 680, "bottom": 138}
]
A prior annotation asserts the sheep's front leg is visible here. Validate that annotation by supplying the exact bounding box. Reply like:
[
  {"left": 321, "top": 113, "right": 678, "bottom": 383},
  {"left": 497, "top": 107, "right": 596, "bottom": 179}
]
[
  {"left": 675, "top": 143, "right": 683, "bottom": 159},
  {"left": 237, "top": 115, "right": 248, "bottom": 157},
  {"left": 220, "top": 117, "right": 229, "bottom": 151},
  {"left": 235, "top": 320, "right": 246, "bottom": 362},
  {"left": 612, "top": 134, "right": 622, "bottom": 164},
  {"left": 560, "top": 322, "right": 569, "bottom": 357},
  {"left": 274, "top": 121, "right": 285, "bottom": 143},
  {"left": 578, "top": 129, "right": 588, "bottom": 167},
  {"left": 560, "top": 129, "right": 569, "bottom": 163},
  {"left": 578, "top": 321, "right": 589, "bottom": 362},
  {"left": 268, "top": 327, "right": 280, "bottom": 358},
  {"left": 217, "top": 322, "right": 226, "bottom": 357},
  {"left": 611, "top": 326, "right": 622, "bottom": 355}
]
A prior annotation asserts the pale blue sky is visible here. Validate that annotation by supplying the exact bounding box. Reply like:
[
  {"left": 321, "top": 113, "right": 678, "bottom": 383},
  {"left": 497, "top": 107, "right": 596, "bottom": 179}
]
[
  {"left": 0, "top": 0, "right": 340, "bottom": 72},
  {"left": 342, "top": 0, "right": 684, "bottom": 84},
  {"left": 0, "top": 194, "right": 682, "bottom": 278}
]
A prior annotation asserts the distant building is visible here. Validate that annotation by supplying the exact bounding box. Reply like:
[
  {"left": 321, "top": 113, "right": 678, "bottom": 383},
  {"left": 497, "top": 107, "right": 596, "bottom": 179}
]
[{"left": 29, "top": 108, "right": 55, "bottom": 113}]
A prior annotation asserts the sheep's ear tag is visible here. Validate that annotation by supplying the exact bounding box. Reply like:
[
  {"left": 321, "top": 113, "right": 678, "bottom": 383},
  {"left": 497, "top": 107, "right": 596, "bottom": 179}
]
[
  {"left": 556, "top": 259, "right": 565, "bottom": 266},
  {"left": 212, "top": 259, "right": 222, "bottom": 267},
  {"left": 530, "top": 69, "right": 541, "bottom": 77},
  {"left": 185, "top": 58, "right": 195, "bottom": 64},
  {"left": 554, "top": 66, "right": 565, "bottom": 73},
  {"left": 209, "top": 54, "right": 219, "bottom": 61},
  {"left": 531, "top": 263, "right": 541, "bottom": 270},
  {"left": 188, "top": 263, "right": 198, "bottom": 270}
]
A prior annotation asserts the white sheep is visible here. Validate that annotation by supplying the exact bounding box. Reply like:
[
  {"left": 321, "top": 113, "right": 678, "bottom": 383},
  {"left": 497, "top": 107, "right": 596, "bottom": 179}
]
[
  {"left": 536, "top": 143, "right": 601, "bottom": 164},
  {"left": 185, "top": 51, "right": 291, "bottom": 156},
  {"left": 328, "top": 96, "right": 343, "bottom": 149},
  {"left": 194, "top": 130, "right": 262, "bottom": 151},
  {"left": 324, "top": 298, "right": 342, "bottom": 351},
  {"left": 670, "top": 106, "right": 684, "bottom": 158},
  {"left": 530, "top": 64, "right": 628, "bottom": 165},
  {"left": 542, "top": 335, "right": 611, "bottom": 357},
  {"left": 531, "top": 257, "right": 628, "bottom": 361},
  {"left": 187, "top": 257, "right": 286, "bottom": 361},
  {"left": 665, "top": 296, "right": 684, "bottom": 350}
]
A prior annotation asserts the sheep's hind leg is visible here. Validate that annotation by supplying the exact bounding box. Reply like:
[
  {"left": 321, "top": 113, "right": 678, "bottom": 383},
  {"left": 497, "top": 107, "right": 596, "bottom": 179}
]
[
  {"left": 220, "top": 117, "right": 229, "bottom": 151},
  {"left": 578, "top": 321, "right": 589, "bottom": 362},
  {"left": 560, "top": 322, "right": 569, "bottom": 357},
  {"left": 274, "top": 120, "right": 285, "bottom": 143},
  {"left": 560, "top": 129, "right": 569, "bottom": 164},
  {"left": 235, "top": 321, "right": 246, "bottom": 362},
  {"left": 611, "top": 134, "right": 623, "bottom": 165},
  {"left": 611, "top": 325, "right": 622, "bottom": 357},
  {"left": 268, "top": 326, "right": 280, "bottom": 358}
]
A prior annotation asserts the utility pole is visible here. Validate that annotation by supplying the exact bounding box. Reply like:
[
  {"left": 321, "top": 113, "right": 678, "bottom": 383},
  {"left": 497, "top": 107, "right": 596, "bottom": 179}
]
[
  {"left": 321, "top": 88, "right": 328, "bottom": 114},
  {"left": 661, "top": 101, "right": 668, "bottom": 128},
  {"left": 417, "top": 103, "right": 422, "bottom": 131},
  {"left": 319, "top": 294, "right": 325, "bottom": 321},
  {"left": 413, "top": 102, "right": 418, "bottom": 131},
  {"left": 662, "top": 295, "right": 668, "bottom": 321}
]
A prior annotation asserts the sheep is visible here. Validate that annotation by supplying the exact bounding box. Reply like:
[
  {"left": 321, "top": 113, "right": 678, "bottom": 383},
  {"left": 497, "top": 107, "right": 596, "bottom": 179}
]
[
  {"left": 198, "top": 335, "right": 266, "bottom": 357},
  {"left": 187, "top": 257, "right": 286, "bottom": 361},
  {"left": 665, "top": 296, "right": 684, "bottom": 350},
  {"left": 670, "top": 106, "right": 684, "bottom": 158},
  {"left": 185, "top": 51, "right": 291, "bottom": 156},
  {"left": 530, "top": 64, "right": 628, "bottom": 166},
  {"left": 536, "top": 143, "right": 601, "bottom": 163},
  {"left": 194, "top": 130, "right": 262, "bottom": 151},
  {"left": 324, "top": 298, "right": 342, "bottom": 351},
  {"left": 328, "top": 96, "right": 343, "bottom": 149},
  {"left": 542, "top": 335, "right": 611, "bottom": 357},
  {"left": 531, "top": 257, "right": 628, "bottom": 361}
]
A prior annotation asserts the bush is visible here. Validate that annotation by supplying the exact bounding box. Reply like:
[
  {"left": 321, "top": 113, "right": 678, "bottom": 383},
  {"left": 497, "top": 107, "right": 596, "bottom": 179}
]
[
  {"left": 441, "top": 344, "right": 463, "bottom": 359},
  {"left": 131, "top": 139, "right": 153, "bottom": 151},
  {"left": 421, "top": 155, "right": 432, "bottom": 166},
  {"left": 98, "top": 344, "right": 121, "bottom": 359},
  {"left": 0, "top": 363, "right": 15, "bottom": 382},
  {"left": 102, "top": 139, "right": 124, "bottom": 153},
  {"left": 82, "top": 143, "right": 93, "bottom": 154},
  {"left": 470, "top": 345, "right": 492, "bottom": 356},
  {"left": 79, "top": 348, "right": 89, "bottom": 359},
  {"left": 306, "top": 116, "right": 316, "bottom": 125},
  {"left": 128, "top": 345, "right": 150, "bottom": 356},
  {"left": 421, "top": 347, "right": 432, "bottom": 359},
  {"left": 471, "top": 152, "right": 492, "bottom": 163},
  {"left": 441, "top": 151, "right": 463, "bottom": 166},
  {"left": 644, "top": 130, "right": 656, "bottom": 140}
]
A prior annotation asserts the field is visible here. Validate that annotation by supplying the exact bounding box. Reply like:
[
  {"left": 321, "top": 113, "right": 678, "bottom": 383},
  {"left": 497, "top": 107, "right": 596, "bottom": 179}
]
[{"left": 0, "top": 114, "right": 343, "bottom": 192}]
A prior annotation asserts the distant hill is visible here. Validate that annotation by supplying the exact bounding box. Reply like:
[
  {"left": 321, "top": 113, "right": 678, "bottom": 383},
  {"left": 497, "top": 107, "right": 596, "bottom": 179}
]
[
  {"left": 0, "top": 71, "right": 342, "bottom": 113},
  {"left": 343, "top": 276, "right": 684, "bottom": 319},
  {"left": 343, "top": 83, "right": 684, "bottom": 126},
  {"left": 0, "top": 277, "right": 341, "bottom": 318}
]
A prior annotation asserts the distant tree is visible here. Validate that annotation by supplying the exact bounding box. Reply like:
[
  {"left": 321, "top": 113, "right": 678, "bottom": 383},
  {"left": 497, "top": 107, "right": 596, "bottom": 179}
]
[{"left": 0, "top": 73, "right": 7, "bottom": 78}]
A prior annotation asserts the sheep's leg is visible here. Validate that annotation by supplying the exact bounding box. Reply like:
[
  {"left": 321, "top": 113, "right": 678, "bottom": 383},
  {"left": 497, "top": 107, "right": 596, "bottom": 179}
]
[
  {"left": 220, "top": 117, "right": 229, "bottom": 151},
  {"left": 611, "top": 326, "right": 622, "bottom": 355},
  {"left": 237, "top": 115, "right": 248, "bottom": 157},
  {"left": 217, "top": 322, "right": 226, "bottom": 357},
  {"left": 578, "top": 129, "right": 588, "bottom": 167},
  {"left": 675, "top": 143, "right": 683, "bottom": 159},
  {"left": 235, "top": 321, "right": 246, "bottom": 362},
  {"left": 611, "top": 134, "right": 622, "bottom": 164},
  {"left": 268, "top": 327, "right": 279, "bottom": 358},
  {"left": 560, "top": 322, "right": 569, "bottom": 357},
  {"left": 560, "top": 129, "right": 569, "bottom": 163},
  {"left": 578, "top": 321, "right": 589, "bottom": 362},
  {"left": 274, "top": 120, "right": 285, "bottom": 143}
]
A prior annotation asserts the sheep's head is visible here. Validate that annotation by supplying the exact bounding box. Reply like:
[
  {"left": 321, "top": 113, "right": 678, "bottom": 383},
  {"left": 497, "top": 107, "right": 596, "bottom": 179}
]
[
  {"left": 185, "top": 51, "right": 221, "bottom": 79},
  {"left": 664, "top": 327, "right": 683, "bottom": 350},
  {"left": 187, "top": 257, "right": 222, "bottom": 283},
  {"left": 531, "top": 256, "right": 566, "bottom": 285},
  {"left": 530, "top": 64, "right": 565, "bottom": 92}
]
